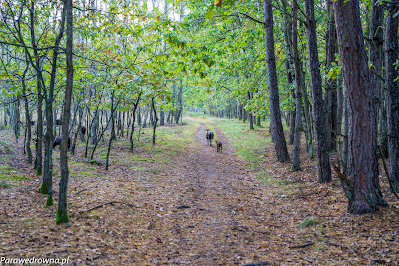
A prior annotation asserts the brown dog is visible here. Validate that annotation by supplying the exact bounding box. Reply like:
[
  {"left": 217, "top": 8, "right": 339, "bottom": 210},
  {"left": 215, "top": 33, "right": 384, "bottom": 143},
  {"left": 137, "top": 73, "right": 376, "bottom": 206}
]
[{"left": 216, "top": 141, "right": 222, "bottom": 153}]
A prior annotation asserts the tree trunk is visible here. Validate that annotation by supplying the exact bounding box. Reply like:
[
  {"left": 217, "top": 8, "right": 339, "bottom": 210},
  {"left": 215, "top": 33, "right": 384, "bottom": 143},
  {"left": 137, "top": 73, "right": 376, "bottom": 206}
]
[
  {"left": 160, "top": 94, "right": 165, "bottom": 126},
  {"left": 71, "top": 104, "right": 84, "bottom": 154},
  {"left": 41, "top": 3, "right": 66, "bottom": 203},
  {"left": 152, "top": 97, "right": 158, "bottom": 145},
  {"left": 35, "top": 71, "right": 43, "bottom": 176},
  {"left": 22, "top": 69, "right": 32, "bottom": 164},
  {"left": 91, "top": 106, "right": 98, "bottom": 144},
  {"left": 305, "top": 0, "right": 331, "bottom": 183},
  {"left": 291, "top": 0, "right": 303, "bottom": 172},
  {"left": 142, "top": 109, "right": 149, "bottom": 128},
  {"left": 263, "top": 0, "right": 290, "bottom": 162},
  {"left": 130, "top": 93, "right": 142, "bottom": 151},
  {"left": 342, "top": 93, "right": 348, "bottom": 175},
  {"left": 368, "top": 0, "right": 386, "bottom": 206},
  {"left": 325, "top": 0, "right": 338, "bottom": 152},
  {"left": 247, "top": 91, "right": 254, "bottom": 130},
  {"left": 333, "top": 0, "right": 382, "bottom": 213},
  {"left": 105, "top": 91, "right": 115, "bottom": 170},
  {"left": 336, "top": 78, "right": 344, "bottom": 137},
  {"left": 57, "top": 0, "right": 73, "bottom": 224},
  {"left": 385, "top": 4, "right": 399, "bottom": 194}
]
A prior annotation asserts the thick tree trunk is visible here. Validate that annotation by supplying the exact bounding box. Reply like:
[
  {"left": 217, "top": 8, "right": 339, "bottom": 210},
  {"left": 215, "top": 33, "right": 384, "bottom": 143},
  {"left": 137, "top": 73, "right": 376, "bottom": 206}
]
[
  {"left": 385, "top": 4, "right": 399, "bottom": 194},
  {"left": 263, "top": 0, "right": 290, "bottom": 162},
  {"left": 305, "top": 0, "right": 331, "bottom": 183},
  {"left": 333, "top": 0, "right": 382, "bottom": 213}
]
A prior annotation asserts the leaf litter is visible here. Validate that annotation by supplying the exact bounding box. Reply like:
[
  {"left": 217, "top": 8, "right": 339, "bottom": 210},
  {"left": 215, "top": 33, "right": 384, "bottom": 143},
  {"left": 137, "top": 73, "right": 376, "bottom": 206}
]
[{"left": 0, "top": 121, "right": 398, "bottom": 265}]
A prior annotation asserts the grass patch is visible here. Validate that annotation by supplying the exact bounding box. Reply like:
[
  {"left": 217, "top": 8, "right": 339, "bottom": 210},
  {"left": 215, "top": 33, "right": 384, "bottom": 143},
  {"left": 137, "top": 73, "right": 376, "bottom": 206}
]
[
  {"left": 0, "top": 140, "right": 16, "bottom": 154},
  {"left": 0, "top": 182, "right": 11, "bottom": 188},
  {"left": 132, "top": 155, "right": 156, "bottom": 163},
  {"left": 148, "top": 167, "right": 162, "bottom": 174},
  {"left": 0, "top": 173, "right": 32, "bottom": 180},
  {"left": 0, "top": 165, "right": 17, "bottom": 172},
  {"left": 212, "top": 118, "right": 270, "bottom": 171},
  {"left": 130, "top": 166, "right": 143, "bottom": 171},
  {"left": 300, "top": 217, "right": 321, "bottom": 229}
]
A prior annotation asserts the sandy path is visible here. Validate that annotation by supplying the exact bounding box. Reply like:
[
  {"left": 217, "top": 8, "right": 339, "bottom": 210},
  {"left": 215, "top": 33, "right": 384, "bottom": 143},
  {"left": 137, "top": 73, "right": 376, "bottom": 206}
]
[{"left": 152, "top": 122, "right": 267, "bottom": 265}]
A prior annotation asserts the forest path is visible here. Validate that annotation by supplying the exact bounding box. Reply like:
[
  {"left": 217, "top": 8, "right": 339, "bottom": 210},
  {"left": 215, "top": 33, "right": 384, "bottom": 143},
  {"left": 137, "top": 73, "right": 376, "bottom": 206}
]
[{"left": 150, "top": 120, "right": 268, "bottom": 265}]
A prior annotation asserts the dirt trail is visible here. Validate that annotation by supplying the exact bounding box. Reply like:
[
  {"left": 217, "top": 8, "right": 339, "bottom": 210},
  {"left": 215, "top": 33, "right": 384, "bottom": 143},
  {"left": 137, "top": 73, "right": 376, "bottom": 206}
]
[{"left": 151, "top": 122, "right": 267, "bottom": 265}]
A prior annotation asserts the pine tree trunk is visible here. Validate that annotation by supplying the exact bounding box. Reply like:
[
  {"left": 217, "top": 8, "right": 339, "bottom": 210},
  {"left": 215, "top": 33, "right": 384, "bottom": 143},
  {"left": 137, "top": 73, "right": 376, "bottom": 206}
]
[
  {"left": 305, "top": 0, "right": 331, "bottom": 183},
  {"left": 291, "top": 0, "right": 303, "bottom": 171},
  {"left": 325, "top": 0, "right": 338, "bottom": 152},
  {"left": 369, "top": 0, "right": 386, "bottom": 206},
  {"left": 263, "top": 0, "right": 290, "bottom": 162},
  {"left": 333, "top": 0, "right": 382, "bottom": 213},
  {"left": 385, "top": 4, "right": 399, "bottom": 194}
]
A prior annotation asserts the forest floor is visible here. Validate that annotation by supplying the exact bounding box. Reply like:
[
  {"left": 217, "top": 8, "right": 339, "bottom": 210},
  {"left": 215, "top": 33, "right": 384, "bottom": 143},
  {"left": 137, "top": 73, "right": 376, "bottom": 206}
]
[{"left": 1, "top": 113, "right": 399, "bottom": 265}]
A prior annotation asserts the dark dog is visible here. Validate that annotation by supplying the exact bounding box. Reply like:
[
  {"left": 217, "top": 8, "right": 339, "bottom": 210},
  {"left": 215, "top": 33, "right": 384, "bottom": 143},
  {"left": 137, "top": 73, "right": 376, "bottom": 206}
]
[
  {"left": 206, "top": 129, "right": 214, "bottom": 147},
  {"left": 216, "top": 141, "right": 222, "bottom": 153},
  {"left": 81, "top": 125, "right": 86, "bottom": 135},
  {"left": 53, "top": 136, "right": 71, "bottom": 150}
]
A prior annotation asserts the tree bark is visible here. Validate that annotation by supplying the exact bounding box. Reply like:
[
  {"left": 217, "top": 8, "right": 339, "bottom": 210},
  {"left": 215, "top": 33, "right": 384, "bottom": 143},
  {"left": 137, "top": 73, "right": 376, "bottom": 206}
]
[
  {"left": 152, "top": 97, "right": 158, "bottom": 145},
  {"left": 263, "top": 0, "right": 290, "bottom": 162},
  {"left": 57, "top": 0, "right": 73, "bottom": 224},
  {"left": 41, "top": 3, "right": 66, "bottom": 201},
  {"left": 130, "top": 93, "right": 142, "bottom": 151},
  {"left": 305, "top": 0, "right": 331, "bottom": 183},
  {"left": 333, "top": 0, "right": 382, "bottom": 213},
  {"left": 22, "top": 67, "right": 32, "bottom": 164},
  {"left": 105, "top": 90, "right": 116, "bottom": 170},
  {"left": 385, "top": 4, "right": 399, "bottom": 194},
  {"left": 160, "top": 94, "right": 165, "bottom": 126},
  {"left": 247, "top": 91, "right": 254, "bottom": 130},
  {"left": 325, "top": 0, "right": 338, "bottom": 152},
  {"left": 368, "top": 0, "right": 386, "bottom": 206},
  {"left": 291, "top": 0, "right": 302, "bottom": 171}
]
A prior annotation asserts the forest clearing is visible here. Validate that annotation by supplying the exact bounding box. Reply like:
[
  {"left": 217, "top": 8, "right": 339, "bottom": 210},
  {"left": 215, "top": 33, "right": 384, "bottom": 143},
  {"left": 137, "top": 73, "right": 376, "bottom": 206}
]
[
  {"left": 1, "top": 114, "right": 399, "bottom": 265},
  {"left": 1, "top": 0, "right": 399, "bottom": 265}
]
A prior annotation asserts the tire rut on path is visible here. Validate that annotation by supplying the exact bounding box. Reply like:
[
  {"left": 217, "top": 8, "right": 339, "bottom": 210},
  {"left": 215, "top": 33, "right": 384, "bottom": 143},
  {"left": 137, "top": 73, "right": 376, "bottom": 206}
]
[{"left": 154, "top": 121, "right": 267, "bottom": 265}]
